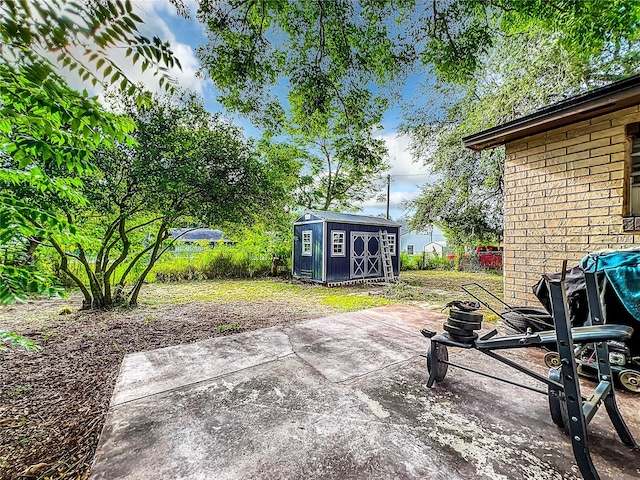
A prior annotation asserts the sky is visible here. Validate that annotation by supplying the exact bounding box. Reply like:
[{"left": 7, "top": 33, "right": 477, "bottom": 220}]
[{"left": 81, "top": 1, "right": 440, "bottom": 229}]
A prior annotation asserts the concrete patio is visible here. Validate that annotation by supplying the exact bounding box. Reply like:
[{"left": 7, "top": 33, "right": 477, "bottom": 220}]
[{"left": 90, "top": 305, "right": 640, "bottom": 480}]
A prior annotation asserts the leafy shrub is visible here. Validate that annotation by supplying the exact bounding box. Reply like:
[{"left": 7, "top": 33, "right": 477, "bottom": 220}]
[
  {"left": 422, "top": 253, "right": 455, "bottom": 270},
  {"left": 400, "top": 252, "right": 421, "bottom": 270},
  {"left": 153, "top": 255, "right": 206, "bottom": 282},
  {"left": 37, "top": 224, "right": 295, "bottom": 285},
  {"left": 201, "top": 248, "right": 268, "bottom": 278},
  {"left": 153, "top": 225, "right": 293, "bottom": 282},
  {"left": 400, "top": 252, "right": 455, "bottom": 271}
]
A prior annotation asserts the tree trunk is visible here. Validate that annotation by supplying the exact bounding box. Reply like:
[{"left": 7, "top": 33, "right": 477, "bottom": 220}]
[{"left": 128, "top": 224, "right": 169, "bottom": 305}]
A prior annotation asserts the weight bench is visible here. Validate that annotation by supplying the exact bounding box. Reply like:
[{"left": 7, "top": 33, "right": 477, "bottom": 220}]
[{"left": 422, "top": 268, "right": 639, "bottom": 480}]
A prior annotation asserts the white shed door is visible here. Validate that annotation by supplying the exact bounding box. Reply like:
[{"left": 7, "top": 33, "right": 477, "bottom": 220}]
[{"left": 350, "top": 232, "right": 381, "bottom": 278}]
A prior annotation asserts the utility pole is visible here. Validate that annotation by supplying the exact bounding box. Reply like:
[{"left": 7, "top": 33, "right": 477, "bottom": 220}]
[{"left": 386, "top": 174, "right": 391, "bottom": 219}]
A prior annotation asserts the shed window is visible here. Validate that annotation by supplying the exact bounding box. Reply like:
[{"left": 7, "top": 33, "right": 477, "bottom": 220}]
[
  {"left": 302, "top": 230, "right": 312, "bottom": 256},
  {"left": 407, "top": 244, "right": 414, "bottom": 255},
  {"left": 631, "top": 126, "right": 640, "bottom": 216},
  {"left": 332, "top": 231, "right": 345, "bottom": 256},
  {"left": 387, "top": 234, "right": 396, "bottom": 256}
]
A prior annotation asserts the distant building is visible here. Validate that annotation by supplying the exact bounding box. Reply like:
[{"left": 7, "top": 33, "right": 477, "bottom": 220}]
[
  {"left": 399, "top": 223, "right": 447, "bottom": 255},
  {"left": 169, "top": 228, "right": 232, "bottom": 253},
  {"left": 423, "top": 241, "right": 447, "bottom": 256}
]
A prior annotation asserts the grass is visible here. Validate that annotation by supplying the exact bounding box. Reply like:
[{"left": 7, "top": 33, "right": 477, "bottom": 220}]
[
  {"left": 400, "top": 270, "right": 503, "bottom": 295},
  {"left": 134, "top": 271, "right": 502, "bottom": 320},
  {"left": 0, "top": 272, "right": 503, "bottom": 329},
  {"left": 216, "top": 322, "right": 242, "bottom": 333},
  {"left": 136, "top": 278, "right": 393, "bottom": 310},
  {"left": 398, "top": 270, "right": 504, "bottom": 323}
]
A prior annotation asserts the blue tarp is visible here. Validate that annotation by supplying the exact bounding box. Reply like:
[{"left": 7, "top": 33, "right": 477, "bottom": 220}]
[{"left": 580, "top": 249, "right": 640, "bottom": 322}]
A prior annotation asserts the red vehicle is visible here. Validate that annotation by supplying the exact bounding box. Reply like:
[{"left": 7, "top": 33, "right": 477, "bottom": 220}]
[{"left": 475, "top": 246, "right": 503, "bottom": 269}]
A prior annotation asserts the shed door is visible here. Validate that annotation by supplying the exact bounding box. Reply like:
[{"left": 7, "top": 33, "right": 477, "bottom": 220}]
[{"left": 350, "top": 232, "right": 380, "bottom": 279}]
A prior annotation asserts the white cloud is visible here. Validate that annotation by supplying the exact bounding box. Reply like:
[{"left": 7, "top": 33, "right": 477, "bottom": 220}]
[
  {"left": 380, "top": 133, "right": 429, "bottom": 177},
  {"left": 352, "top": 133, "right": 437, "bottom": 218},
  {"left": 132, "top": 1, "right": 206, "bottom": 93},
  {"left": 53, "top": 1, "right": 207, "bottom": 99}
]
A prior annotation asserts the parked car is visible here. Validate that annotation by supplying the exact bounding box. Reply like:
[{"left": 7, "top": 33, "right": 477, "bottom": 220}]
[{"left": 474, "top": 245, "right": 503, "bottom": 269}]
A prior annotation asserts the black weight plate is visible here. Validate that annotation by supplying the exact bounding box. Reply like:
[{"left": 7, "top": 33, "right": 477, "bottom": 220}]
[
  {"left": 444, "top": 332, "right": 478, "bottom": 343},
  {"left": 446, "top": 317, "right": 481, "bottom": 330},
  {"left": 443, "top": 323, "right": 476, "bottom": 336},
  {"left": 449, "top": 309, "right": 483, "bottom": 322}
]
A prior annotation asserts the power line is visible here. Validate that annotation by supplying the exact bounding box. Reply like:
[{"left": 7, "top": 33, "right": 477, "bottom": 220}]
[{"left": 388, "top": 173, "right": 433, "bottom": 178}]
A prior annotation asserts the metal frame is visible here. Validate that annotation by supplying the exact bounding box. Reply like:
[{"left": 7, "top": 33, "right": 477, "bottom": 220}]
[
  {"left": 461, "top": 282, "right": 553, "bottom": 331},
  {"left": 423, "top": 268, "right": 638, "bottom": 480}
]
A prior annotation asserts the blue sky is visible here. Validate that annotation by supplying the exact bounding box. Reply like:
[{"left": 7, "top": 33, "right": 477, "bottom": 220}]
[{"left": 86, "top": 1, "right": 440, "bottom": 226}]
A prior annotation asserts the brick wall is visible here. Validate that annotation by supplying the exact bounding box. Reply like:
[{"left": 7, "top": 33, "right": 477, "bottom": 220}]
[{"left": 503, "top": 104, "right": 640, "bottom": 306}]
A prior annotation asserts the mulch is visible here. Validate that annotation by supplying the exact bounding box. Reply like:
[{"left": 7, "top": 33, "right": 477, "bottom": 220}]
[{"left": 1, "top": 300, "right": 330, "bottom": 480}]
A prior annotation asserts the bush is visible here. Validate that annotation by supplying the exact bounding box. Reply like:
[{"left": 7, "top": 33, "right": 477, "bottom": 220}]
[
  {"left": 152, "top": 247, "right": 270, "bottom": 282},
  {"left": 422, "top": 253, "right": 455, "bottom": 270},
  {"left": 37, "top": 224, "right": 294, "bottom": 286},
  {"left": 400, "top": 252, "right": 421, "bottom": 271},
  {"left": 400, "top": 252, "right": 455, "bottom": 271},
  {"left": 153, "top": 225, "right": 294, "bottom": 282},
  {"left": 152, "top": 255, "right": 207, "bottom": 282}
]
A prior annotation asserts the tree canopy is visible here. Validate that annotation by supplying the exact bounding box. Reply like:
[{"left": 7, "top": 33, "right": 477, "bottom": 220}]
[
  {"left": 196, "top": 0, "right": 640, "bottom": 235},
  {"left": 0, "top": 0, "right": 182, "bottom": 304},
  {"left": 196, "top": 0, "right": 640, "bottom": 118},
  {"left": 42, "top": 91, "right": 294, "bottom": 309},
  {"left": 405, "top": 12, "right": 640, "bottom": 247}
]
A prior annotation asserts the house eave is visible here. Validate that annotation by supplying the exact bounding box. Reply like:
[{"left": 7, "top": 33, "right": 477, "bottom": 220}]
[{"left": 463, "top": 75, "right": 640, "bottom": 151}]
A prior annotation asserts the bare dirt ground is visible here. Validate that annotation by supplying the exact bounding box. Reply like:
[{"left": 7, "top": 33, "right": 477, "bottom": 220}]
[
  {"left": 0, "top": 282, "right": 362, "bottom": 479},
  {"left": 0, "top": 273, "right": 502, "bottom": 479}
]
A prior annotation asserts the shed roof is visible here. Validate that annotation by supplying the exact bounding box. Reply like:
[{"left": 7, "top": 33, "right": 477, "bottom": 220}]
[
  {"left": 170, "top": 228, "right": 228, "bottom": 242},
  {"left": 296, "top": 210, "right": 402, "bottom": 227},
  {"left": 463, "top": 74, "right": 640, "bottom": 151}
]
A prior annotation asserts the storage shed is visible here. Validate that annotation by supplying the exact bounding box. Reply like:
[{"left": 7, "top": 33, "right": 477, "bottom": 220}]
[
  {"left": 293, "top": 210, "right": 401, "bottom": 285},
  {"left": 463, "top": 74, "right": 640, "bottom": 307}
]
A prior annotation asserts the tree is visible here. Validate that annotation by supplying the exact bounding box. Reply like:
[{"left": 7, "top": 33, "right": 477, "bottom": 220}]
[
  {"left": 414, "top": 0, "right": 640, "bottom": 83},
  {"left": 197, "top": 0, "right": 407, "bottom": 125},
  {"left": 196, "top": 0, "right": 640, "bottom": 118},
  {"left": 43, "top": 91, "right": 293, "bottom": 309},
  {"left": 404, "top": 21, "right": 640, "bottom": 247},
  {"left": 0, "top": 0, "right": 183, "bottom": 305},
  {"left": 293, "top": 131, "right": 389, "bottom": 211},
  {"left": 195, "top": 0, "right": 640, "bottom": 224},
  {"left": 198, "top": 0, "right": 398, "bottom": 211},
  {"left": 0, "top": 63, "right": 135, "bottom": 304},
  {"left": 278, "top": 92, "right": 389, "bottom": 211}
]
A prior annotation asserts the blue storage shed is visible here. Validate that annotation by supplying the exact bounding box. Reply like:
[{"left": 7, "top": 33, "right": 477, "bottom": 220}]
[{"left": 293, "top": 210, "right": 401, "bottom": 286}]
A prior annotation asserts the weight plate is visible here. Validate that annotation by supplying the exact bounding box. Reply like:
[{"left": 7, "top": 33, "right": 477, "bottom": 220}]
[
  {"left": 443, "top": 332, "right": 478, "bottom": 343},
  {"left": 449, "top": 309, "right": 483, "bottom": 322},
  {"left": 443, "top": 323, "right": 476, "bottom": 336},
  {"left": 446, "top": 317, "right": 482, "bottom": 330}
]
